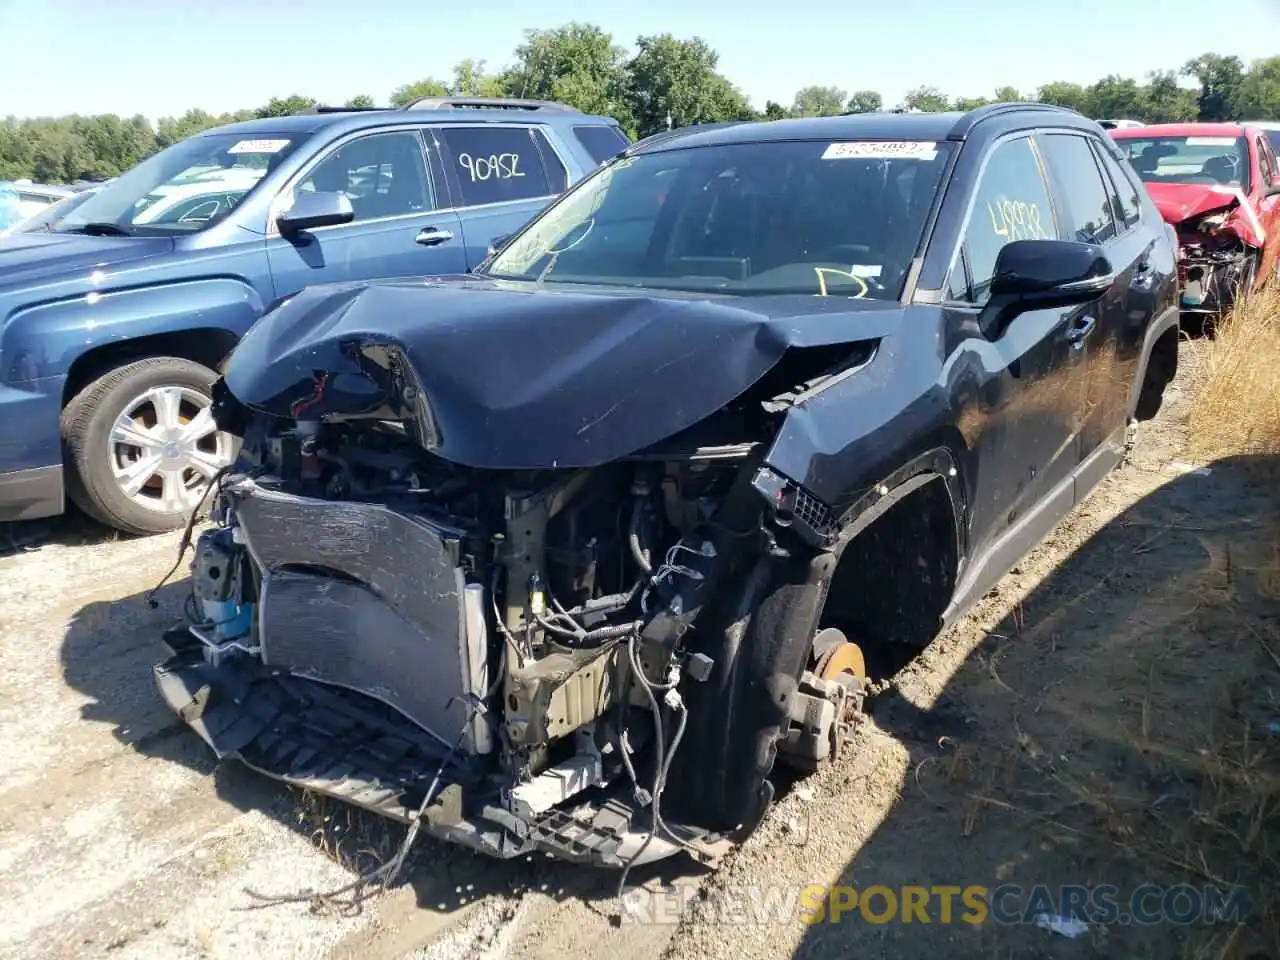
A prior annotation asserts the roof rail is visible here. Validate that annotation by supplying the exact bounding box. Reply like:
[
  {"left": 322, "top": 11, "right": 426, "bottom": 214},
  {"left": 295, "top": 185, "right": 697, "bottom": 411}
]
[
  {"left": 306, "top": 105, "right": 389, "bottom": 114},
  {"left": 947, "top": 101, "right": 1082, "bottom": 139},
  {"left": 402, "top": 96, "right": 581, "bottom": 113},
  {"left": 628, "top": 120, "right": 750, "bottom": 152}
]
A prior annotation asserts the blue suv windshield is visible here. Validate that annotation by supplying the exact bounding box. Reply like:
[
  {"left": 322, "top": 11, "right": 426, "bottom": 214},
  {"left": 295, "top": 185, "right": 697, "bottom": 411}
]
[
  {"left": 484, "top": 138, "right": 954, "bottom": 298},
  {"left": 57, "top": 133, "right": 305, "bottom": 236}
]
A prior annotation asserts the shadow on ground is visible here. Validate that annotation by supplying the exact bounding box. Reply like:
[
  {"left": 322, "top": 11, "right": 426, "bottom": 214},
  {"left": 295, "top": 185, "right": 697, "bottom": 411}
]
[
  {"left": 58, "top": 455, "right": 1278, "bottom": 954},
  {"left": 0, "top": 505, "right": 127, "bottom": 558},
  {"left": 58, "top": 568, "right": 708, "bottom": 932},
  {"left": 788, "top": 454, "right": 1280, "bottom": 959}
]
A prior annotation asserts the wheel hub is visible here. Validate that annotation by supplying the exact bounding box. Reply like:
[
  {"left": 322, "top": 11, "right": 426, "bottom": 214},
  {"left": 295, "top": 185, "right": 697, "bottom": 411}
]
[
  {"left": 777, "top": 627, "right": 869, "bottom": 770},
  {"left": 108, "top": 384, "right": 233, "bottom": 515}
]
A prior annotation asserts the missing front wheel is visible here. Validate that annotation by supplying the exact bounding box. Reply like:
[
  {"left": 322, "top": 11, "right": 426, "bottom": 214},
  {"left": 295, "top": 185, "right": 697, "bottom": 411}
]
[{"left": 776, "top": 627, "right": 868, "bottom": 771}]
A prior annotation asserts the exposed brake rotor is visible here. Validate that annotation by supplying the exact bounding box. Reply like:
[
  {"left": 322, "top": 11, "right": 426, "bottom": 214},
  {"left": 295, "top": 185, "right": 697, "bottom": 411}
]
[
  {"left": 777, "top": 627, "right": 869, "bottom": 771},
  {"left": 814, "top": 627, "right": 867, "bottom": 684}
]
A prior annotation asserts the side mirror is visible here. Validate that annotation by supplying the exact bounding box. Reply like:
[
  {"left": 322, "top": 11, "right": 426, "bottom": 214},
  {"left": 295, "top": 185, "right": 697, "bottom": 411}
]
[
  {"left": 277, "top": 191, "right": 354, "bottom": 237},
  {"left": 981, "top": 239, "right": 1114, "bottom": 339}
]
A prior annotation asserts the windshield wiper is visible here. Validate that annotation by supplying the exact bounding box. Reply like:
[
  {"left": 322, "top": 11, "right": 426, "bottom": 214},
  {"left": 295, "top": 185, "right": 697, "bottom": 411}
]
[{"left": 67, "top": 222, "right": 132, "bottom": 237}]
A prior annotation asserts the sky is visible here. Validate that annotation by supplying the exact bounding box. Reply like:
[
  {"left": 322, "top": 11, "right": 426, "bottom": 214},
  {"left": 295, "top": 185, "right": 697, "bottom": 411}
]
[{"left": 2, "top": 0, "right": 1279, "bottom": 121}]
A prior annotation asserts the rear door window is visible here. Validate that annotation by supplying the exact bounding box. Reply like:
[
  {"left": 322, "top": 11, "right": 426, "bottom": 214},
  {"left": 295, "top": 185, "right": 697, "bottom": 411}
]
[
  {"left": 1039, "top": 133, "right": 1118, "bottom": 245},
  {"left": 436, "top": 126, "right": 569, "bottom": 207},
  {"left": 572, "top": 124, "right": 630, "bottom": 165}
]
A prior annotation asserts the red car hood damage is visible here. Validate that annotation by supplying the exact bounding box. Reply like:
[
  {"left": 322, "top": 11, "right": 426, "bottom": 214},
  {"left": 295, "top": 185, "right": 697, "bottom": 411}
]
[{"left": 1146, "top": 182, "right": 1267, "bottom": 248}]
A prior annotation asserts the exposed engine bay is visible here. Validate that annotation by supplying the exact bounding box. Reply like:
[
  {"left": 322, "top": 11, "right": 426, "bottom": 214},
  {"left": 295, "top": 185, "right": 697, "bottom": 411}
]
[
  {"left": 154, "top": 350, "right": 873, "bottom": 874},
  {"left": 1166, "top": 190, "right": 1266, "bottom": 314}
]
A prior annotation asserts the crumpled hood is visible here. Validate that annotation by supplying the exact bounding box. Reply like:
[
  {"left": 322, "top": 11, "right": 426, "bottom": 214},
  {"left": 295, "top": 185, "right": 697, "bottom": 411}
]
[
  {"left": 223, "top": 275, "right": 902, "bottom": 469},
  {"left": 0, "top": 231, "right": 175, "bottom": 289},
  {"left": 1145, "top": 183, "right": 1266, "bottom": 246}
]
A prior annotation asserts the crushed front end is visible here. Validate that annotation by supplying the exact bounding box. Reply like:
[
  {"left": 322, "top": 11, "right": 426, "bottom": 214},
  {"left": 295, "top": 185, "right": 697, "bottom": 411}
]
[
  {"left": 1176, "top": 215, "right": 1258, "bottom": 314},
  {"left": 151, "top": 276, "right": 891, "bottom": 871},
  {"left": 154, "top": 387, "right": 865, "bottom": 870},
  {"left": 1151, "top": 186, "right": 1267, "bottom": 314}
]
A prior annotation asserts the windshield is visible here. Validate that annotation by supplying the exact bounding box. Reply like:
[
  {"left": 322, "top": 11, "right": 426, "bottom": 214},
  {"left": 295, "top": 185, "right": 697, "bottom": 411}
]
[
  {"left": 1267, "top": 130, "right": 1280, "bottom": 157},
  {"left": 57, "top": 133, "right": 304, "bottom": 235},
  {"left": 5, "top": 190, "right": 96, "bottom": 234},
  {"left": 484, "top": 139, "right": 954, "bottom": 298},
  {"left": 1114, "top": 135, "right": 1250, "bottom": 190}
]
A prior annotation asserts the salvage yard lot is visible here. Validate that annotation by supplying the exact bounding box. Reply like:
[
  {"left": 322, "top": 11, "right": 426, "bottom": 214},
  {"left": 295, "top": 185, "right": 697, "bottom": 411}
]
[{"left": 2, "top": 335, "right": 1278, "bottom": 960}]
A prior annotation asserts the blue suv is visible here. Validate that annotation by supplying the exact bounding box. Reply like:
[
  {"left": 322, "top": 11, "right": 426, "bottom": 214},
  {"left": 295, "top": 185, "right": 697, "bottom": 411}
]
[{"left": 0, "top": 97, "right": 629, "bottom": 534}]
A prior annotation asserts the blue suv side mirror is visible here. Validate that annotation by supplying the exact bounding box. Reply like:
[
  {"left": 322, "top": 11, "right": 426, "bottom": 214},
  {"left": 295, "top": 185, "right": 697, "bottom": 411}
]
[{"left": 277, "top": 191, "right": 355, "bottom": 237}]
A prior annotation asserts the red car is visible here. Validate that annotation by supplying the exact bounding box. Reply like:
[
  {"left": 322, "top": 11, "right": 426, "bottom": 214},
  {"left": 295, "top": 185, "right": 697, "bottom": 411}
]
[{"left": 1109, "top": 122, "right": 1280, "bottom": 314}]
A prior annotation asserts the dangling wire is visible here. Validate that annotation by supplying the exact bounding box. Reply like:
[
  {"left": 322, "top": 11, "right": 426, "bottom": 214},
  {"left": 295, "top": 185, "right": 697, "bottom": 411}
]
[
  {"left": 242, "top": 695, "right": 483, "bottom": 916},
  {"left": 640, "top": 542, "right": 706, "bottom": 614}
]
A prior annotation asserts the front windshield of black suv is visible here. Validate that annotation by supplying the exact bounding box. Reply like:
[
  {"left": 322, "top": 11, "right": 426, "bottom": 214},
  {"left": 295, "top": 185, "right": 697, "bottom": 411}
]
[
  {"left": 56, "top": 132, "right": 304, "bottom": 236},
  {"left": 484, "top": 138, "right": 954, "bottom": 298}
]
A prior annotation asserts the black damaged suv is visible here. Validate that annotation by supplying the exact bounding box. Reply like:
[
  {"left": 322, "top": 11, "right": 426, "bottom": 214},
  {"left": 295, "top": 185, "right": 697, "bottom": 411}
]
[{"left": 155, "top": 103, "right": 1179, "bottom": 875}]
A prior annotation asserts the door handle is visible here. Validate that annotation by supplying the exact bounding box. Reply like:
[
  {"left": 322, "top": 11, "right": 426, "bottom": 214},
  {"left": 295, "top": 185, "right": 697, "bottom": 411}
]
[
  {"left": 416, "top": 227, "right": 454, "bottom": 246},
  {"left": 1067, "top": 315, "right": 1096, "bottom": 348}
]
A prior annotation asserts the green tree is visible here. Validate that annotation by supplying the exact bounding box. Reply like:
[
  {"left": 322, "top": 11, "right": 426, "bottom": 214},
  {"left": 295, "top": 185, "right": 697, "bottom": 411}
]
[
  {"left": 74, "top": 114, "right": 157, "bottom": 176},
  {"left": 344, "top": 94, "right": 376, "bottom": 109},
  {"left": 501, "top": 23, "right": 631, "bottom": 128},
  {"left": 1142, "top": 70, "right": 1197, "bottom": 123},
  {"left": 0, "top": 120, "right": 38, "bottom": 180},
  {"left": 1236, "top": 55, "right": 1280, "bottom": 120},
  {"left": 1089, "top": 74, "right": 1148, "bottom": 119},
  {"left": 844, "top": 90, "right": 883, "bottom": 114},
  {"left": 1037, "top": 81, "right": 1093, "bottom": 115},
  {"left": 254, "top": 95, "right": 318, "bottom": 118},
  {"left": 389, "top": 78, "right": 449, "bottom": 108},
  {"left": 8, "top": 35, "right": 1279, "bottom": 186},
  {"left": 1183, "top": 53, "right": 1245, "bottom": 121},
  {"left": 790, "top": 85, "right": 846, "bottom": 117},
  {"left": 902, "top": 86, "right": 950, "bottom": 112},
  {"left": 450, "top": 58, "right": 507, "bottom": 98},
  {"left": 625, "top": 33, "right": 753, "bottom": 137},
  {"left": 992, "top": 86, "right": 1022, "bottom": 102},
  {"left": 157, "top": 109, "right": 217, "bottom": 147}
]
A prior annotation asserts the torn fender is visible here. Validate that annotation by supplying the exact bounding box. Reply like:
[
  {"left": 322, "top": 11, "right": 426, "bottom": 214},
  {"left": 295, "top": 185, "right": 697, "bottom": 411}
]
[{"left": 222, "top": 275, "right": 905, "bottom": 470}]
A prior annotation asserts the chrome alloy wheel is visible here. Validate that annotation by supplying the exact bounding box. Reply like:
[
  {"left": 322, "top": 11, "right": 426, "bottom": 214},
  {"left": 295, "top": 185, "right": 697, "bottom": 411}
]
[{"left": 108, "top": 385, "right": 233, "bottom": 515}]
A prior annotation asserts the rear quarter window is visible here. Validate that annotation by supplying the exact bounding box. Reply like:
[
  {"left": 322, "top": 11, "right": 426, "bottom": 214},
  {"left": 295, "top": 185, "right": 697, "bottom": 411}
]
[
  {"left": 437, "top": 126, "right": 569, "bottom": 207},
  {"left": 571, "top": 124, "right": 631, "bottom": 165},
  {"left": 1092, "top": 140, "right": 1143, "bottom": 230}
]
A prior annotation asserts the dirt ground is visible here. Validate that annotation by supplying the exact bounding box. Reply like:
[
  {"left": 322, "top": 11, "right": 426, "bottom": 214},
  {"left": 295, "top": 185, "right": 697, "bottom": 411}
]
[{"left": 1, "top": 337, "right": 1276, "bottom": 960}]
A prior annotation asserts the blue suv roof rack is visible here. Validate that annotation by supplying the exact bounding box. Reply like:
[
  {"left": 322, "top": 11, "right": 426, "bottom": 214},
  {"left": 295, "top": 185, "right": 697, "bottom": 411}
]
[
  {"left": 402, "top": 96, "right": 581, "bottom": 113},
  {"left": 308, "top": 105, "right": 386, "bottom": 114}
]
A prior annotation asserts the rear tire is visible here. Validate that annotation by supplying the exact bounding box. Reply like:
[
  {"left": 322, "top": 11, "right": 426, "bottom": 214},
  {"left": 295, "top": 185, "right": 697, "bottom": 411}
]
[{"left": 61, "top": 357, "right": 237, "bottom": 536}]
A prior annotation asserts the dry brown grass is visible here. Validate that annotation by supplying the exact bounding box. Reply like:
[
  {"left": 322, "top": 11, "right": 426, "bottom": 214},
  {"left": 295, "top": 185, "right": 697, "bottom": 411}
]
[
  {"left": 1169, "top": 280, "right": 1280, "bottom": 957},
  {"left": 1185, "top": 278, "right": 1280, "bottom": 461}
]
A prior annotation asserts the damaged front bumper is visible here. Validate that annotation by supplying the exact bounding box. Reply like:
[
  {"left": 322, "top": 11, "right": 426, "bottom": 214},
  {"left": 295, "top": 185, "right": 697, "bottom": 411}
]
[
  {"left": 153, "top": 473, "right": 731, "bottom": 869},
  {"left": 155, "top": 631, "right": 709, "bottom": 866},
  {"left": 1178, "top": 248, "right": 1255, "bottom": 313}
]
